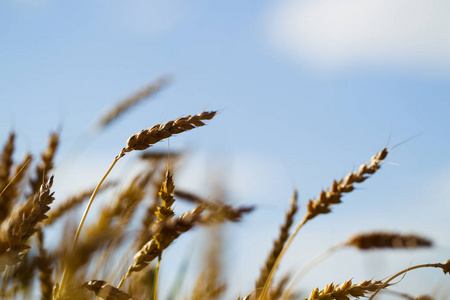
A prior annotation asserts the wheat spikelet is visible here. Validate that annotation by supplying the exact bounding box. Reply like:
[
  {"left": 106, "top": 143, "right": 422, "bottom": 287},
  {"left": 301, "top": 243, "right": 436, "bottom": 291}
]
[
  {"left": 345, "top": 232, "right": 432, "bottom": 250},
  {"left": 0, "top": 176, "right": 55, "bottom": 271},
  {"left": 305, "top": 148, "right": 388, "bottom": 221},
  {"left": 29, "top": 132, "right": 59, "bottom": 195},
  {"left": 98, "top": 76, "right": 171, "bottom": 129},
  {"left": 121, "top": 111, "right": 216, "bottom": 154},
  {"left": 308, "top": 279, "right": 385, "bottom": 300},
  {"left": 118, "top": 205, "right": 204, "bottom": 287},
  {"left": 255, "top": 191, "right": 298, "bottom": 294}
]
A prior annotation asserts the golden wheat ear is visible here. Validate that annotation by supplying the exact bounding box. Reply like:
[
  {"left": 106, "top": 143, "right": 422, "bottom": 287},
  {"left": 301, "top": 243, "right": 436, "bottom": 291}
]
[
  {"left": 260, "top": 148, "right": 389, "bottom": 300},
  {"left": 0, "top": 176, "right": 55, "bottom": 272}
]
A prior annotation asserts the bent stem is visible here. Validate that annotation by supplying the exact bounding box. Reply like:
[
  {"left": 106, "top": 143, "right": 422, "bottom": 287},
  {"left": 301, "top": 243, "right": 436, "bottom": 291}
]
[
  {"left": 58, "top": 152, "right": 124, "bottom": 296},
  {"left": 259, "top": 218, "right": 307, "bottom": 300},
  {"left": 368, "top": 262, "right": 448, "bottom": 300},
  {"left": 281, "top": 243, "right": 344, "bottom": 300}
]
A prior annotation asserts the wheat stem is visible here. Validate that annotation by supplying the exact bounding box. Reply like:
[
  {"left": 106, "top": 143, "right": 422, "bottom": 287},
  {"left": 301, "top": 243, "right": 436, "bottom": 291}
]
[
  {"left": 58, "top": 153, "right": 123, "bottom": 296},
  {"left": 368, "top": 261, "right": 450, "bottom": 300},
  {"left": 154, "top": 257, "right": 161, "bottom": 300}
]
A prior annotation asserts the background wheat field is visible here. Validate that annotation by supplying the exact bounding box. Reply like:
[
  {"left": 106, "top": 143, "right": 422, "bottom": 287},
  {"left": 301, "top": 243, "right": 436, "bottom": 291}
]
[{"left": 1, "top": 1, "right": 450, "bottom": 299}]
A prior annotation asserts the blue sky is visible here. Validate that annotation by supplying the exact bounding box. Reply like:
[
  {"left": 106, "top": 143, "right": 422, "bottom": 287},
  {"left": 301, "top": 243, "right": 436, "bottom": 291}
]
[{"left": 1, "top": 0, "right": 450, "bottom": 298}]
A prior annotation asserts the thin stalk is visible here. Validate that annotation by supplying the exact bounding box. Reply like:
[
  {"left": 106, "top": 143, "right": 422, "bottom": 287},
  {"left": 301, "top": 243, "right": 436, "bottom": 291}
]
[
  {"left": 368, "top": 262, "right": 448, "bottom": 300},
  {"left": 154, "top": 257, "right": 161, "bottom": 300},
  {"left": 58, "top": 153, "right": 123, "bottom": 296},
  {"left": 281, "top": 243, "right": 344, "bottom": 300},
  {"left": 259, "top": 218, "right": 307, "bottom": 300},
  {"left": 0, "top": 157, "right": 31, "bottom": 197}
]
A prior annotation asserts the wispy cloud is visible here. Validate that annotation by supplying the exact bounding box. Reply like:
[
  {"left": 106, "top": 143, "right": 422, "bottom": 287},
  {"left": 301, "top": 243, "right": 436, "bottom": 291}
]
[{"left": 266, "top": 0, "right": 450, "bottom": 71}]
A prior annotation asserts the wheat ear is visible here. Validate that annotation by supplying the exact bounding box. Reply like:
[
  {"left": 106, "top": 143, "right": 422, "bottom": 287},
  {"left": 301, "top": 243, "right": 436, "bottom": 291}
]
[
  {"left": 255, "top": 191, "right": 298, "bottom": 296},
  {"left": 309, "top": 279, "right": 386, "bottom": 300},
  {"left": 0, "top": 133, "right": 15, "bottom": 223},
  {"left": 117, "top": 205, "right": 204, "bottom": 288},
  {"left": 260, "top": 148, "right": 388, "bottom": 300},
  {"left": 58, "top": 111, "right": 216, "bottom": 295},
  {"left": 0, "top": 176, "right": 55, "bottom": 271}
]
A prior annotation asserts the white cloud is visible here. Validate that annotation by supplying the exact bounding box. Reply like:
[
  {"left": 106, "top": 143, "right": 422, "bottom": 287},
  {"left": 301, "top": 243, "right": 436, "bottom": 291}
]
[{"left": 266, "top": 0, "right": 450, "bottom": 70}]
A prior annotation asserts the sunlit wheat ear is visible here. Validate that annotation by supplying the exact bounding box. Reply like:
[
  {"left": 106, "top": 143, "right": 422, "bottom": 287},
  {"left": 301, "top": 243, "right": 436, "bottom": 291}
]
[
  {"left": 308, "top": 279, "right": 386, "bottom": 300},
  {"left": 117, "top": 205, "right": 204, "bottom": 289},
  {"left": 0, "top": 176, "right": 55, "bottom": 272},
  {"left": 58, "top": 111, "right": 216, "bottom": 296},
  {"left": 260, "top": 148, "right": 389, "bottom": 300},
  {"left": 122, "top": 111, "right": 216, "bottom": 154},
  {"left": 305, "top": 147, "right": 388, "bottom": 221},
  {"left": 97, "top": 75, "right": 171, "bottom": 129},
  {"left": 255, "top": 191, "right": 298, "bottom": 297}
]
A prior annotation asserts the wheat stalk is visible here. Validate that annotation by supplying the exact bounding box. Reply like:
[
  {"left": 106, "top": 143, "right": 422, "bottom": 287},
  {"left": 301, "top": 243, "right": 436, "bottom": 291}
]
[{"left": 368, "top": 260, "right": 450, "bottom": 300}]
